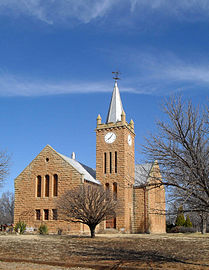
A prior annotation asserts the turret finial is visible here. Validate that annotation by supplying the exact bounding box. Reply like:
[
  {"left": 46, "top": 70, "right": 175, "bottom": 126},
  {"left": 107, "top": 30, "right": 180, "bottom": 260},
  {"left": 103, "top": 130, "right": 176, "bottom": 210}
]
[
  {"left": 121, "top": 110, "right": 126, "bottom": 124},
  {"left": 97, "top": 114, "right": 102, "bottom": 126},
  {"left": 129, "top": 119, "right": 134, "bottom": 129}
]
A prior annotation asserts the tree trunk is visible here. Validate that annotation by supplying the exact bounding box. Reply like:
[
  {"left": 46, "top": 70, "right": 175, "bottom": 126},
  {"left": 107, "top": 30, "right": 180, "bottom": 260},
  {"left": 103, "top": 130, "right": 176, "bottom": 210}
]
[
  {"left": 200, "top": 214, "right": 207, "bottom": 234},
  {"left": 89, "top": 225, "right": 96, "bottom": 238}
]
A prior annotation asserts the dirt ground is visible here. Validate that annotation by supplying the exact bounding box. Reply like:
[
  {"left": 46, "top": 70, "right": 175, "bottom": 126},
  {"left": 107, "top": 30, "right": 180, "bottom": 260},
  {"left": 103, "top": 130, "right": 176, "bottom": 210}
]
[{"left": 0, "top": 233, "right": 209, "bottom": 270}]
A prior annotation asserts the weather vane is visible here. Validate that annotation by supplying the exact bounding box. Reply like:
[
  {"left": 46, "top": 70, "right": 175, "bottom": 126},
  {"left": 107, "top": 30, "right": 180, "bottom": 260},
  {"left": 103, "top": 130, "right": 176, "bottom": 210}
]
[{"left": 112, "top": 71, "right": 121, "bottom": 81}]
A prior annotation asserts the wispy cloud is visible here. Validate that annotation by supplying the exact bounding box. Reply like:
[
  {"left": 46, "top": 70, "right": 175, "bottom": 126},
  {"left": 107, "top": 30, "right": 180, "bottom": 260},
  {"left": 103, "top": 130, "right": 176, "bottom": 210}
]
[
  {"left": 0, "top": 53, "right": 209, "bottom": 97},
  {"left": 130, "top": 0, "right": 209, "bottom": 19},
  {"left": 0, "top": 0, "right": 116, "bottom": 24},
  {"left": 0, "top": 72, "right": 138, "bottom": 96},
  {"left": 124, "top": 51, "right": 209, "bottom": 94},
  {"left": 0, "top": 0, "right": 209, "bottom": 25}
]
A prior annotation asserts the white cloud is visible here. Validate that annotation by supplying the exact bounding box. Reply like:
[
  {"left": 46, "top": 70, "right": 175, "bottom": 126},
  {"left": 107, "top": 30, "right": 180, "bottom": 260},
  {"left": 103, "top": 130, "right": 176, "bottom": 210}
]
[
  {"left": 0, "top": 72, "right": 138, "bottom": 96},
  {"left": 0, "top": 0, "right": 209, "bottom": 24},
  {"left": 130, "top": 0, "right": 209, "bottom": 15},
  {"left": 0, "top": 0, "right": 116, "bottom": 24},
  {"left": 0, "top": 54, "right": 209, "bottom": 97},
  {"left": 125, "top": 51, "right": 209, "bottom": 94}
]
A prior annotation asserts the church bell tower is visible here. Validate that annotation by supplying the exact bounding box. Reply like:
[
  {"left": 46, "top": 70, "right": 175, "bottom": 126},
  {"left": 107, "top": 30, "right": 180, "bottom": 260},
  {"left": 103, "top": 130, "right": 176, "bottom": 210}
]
[{"left": 96, "top": 74, "right": 135, "bottom": 232}]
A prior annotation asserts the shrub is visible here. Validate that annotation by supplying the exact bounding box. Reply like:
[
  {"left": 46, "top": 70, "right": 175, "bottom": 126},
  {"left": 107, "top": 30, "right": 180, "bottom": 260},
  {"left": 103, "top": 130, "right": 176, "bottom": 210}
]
[
  {"left": 166, "top": 223, "right": 175, "bottom": 233},
  {"left": 169, "top": 226, "right": 197, "bottom": 233},
  {"left": 179, "top": 226, "right": 197, "bottom": 233},
  {"left": 184, "top": 215, "right": 193, "bottom": 227},
  {"left": 15, "top": 221, "right": 26, "bottom": 234},
  {"left": 175, "top": 206, "right": 186, "bottom": 226},
  {"left": 169, "top": 226, "right": 181, "bottom": 233},
  {"left": 38, "top": 224, "right": 48, "bottom": 235}
]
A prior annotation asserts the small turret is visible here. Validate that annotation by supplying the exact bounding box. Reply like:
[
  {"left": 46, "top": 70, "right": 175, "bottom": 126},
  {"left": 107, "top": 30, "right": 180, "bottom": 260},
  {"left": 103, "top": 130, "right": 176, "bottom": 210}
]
[
  {"left": 121, "top": 110, "right": 126, "bottom": 124},
  {"left": 97, "top": 114, "right": 102, "bottom": 127},
  {"left": 129, "top": 119, "right": 134, "bottom": 129}
]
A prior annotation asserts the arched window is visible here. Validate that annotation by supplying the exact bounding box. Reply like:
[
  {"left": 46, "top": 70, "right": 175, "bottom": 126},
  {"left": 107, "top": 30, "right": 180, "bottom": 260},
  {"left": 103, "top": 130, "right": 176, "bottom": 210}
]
[
  {"left": 36, "top": 209, "right": 40, "bottom": 220},
  {"left": 113, "top": 182, "right": 117, "bottom": 201},
  {"left": 52, "top": 209, "right": 58, "bottom": 220},
  {"left": 45, "top": 175, "right": 49, "bottom": 197},
  {"left": 53, "top": 174, "right": 58, "bottom": 196},
  {"left": 105, "top": 183, "right": 109, "bottom": 191},
  {"left": 44, "top": 209, "right": 49, "bottom": 220},
  {"left": 37, "top": 175, "right": 41, "bottom": 197},
  {"left": 105, "top": 183, "right": 110, "bottom": 199}
]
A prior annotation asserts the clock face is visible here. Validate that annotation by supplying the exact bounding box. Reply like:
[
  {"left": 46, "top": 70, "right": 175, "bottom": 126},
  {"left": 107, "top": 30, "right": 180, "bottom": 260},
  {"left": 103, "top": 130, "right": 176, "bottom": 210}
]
[
  {"left": 128, "top": 134, "right": 132, "bottom": 146},
  {"left": 105, "top": 132, "right": 116, "bottom": 144}
]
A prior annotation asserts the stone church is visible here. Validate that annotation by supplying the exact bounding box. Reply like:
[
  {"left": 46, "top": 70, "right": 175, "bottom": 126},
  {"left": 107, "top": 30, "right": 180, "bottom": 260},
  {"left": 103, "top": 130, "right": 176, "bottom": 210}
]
[{"left": 14, "top": 79, "right": 166, "bottom": 234}]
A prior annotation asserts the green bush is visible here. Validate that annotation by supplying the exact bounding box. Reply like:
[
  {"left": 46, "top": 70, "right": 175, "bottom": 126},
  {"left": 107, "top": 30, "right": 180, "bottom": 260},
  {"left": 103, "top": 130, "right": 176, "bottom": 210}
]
[
  {"left": 175, "top": 206, "right": 186, "bottom": 226},
  {"left": 38, "top": 224, "right": 48, "bottom": 235},
  {"left": 184, "top": 215, "right": 193, "bottom": 227},
  {"left": 15, "top": 221, "right": 26, "bottom": 234}
]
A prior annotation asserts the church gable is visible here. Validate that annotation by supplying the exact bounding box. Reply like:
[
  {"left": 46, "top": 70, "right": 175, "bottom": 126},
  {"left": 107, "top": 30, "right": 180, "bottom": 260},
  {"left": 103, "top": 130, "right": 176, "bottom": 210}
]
[{"left": 15, "top": 144, "right": 98, "bottom": 185}]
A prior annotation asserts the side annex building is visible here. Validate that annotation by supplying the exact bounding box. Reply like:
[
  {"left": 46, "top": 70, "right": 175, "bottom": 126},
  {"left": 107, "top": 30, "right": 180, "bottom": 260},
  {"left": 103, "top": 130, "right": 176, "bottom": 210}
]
[{"left": 14, "top": 80, "right": 166, "bottom": 234}]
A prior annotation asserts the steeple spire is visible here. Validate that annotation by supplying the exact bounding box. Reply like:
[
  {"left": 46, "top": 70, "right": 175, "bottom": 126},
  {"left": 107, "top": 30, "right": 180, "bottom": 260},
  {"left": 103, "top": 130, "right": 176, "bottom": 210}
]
[{"left": 106, "top": 78, "right": 124, "bottom": 123}]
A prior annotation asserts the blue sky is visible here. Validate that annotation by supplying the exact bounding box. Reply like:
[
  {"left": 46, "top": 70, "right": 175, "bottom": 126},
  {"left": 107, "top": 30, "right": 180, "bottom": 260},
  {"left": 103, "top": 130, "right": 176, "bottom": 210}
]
[{"left": 0, "top": 0, "right": 208, "bottom": 195}]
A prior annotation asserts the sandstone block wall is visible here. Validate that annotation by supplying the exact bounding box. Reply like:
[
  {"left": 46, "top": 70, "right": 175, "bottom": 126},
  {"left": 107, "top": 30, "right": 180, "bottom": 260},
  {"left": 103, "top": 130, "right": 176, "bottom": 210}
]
[
  {"left": 133, "top": 163, "right": 166, "bottom": 234},
  {"left": 14, "top": 145, "right": 87, "bottom": 234}
]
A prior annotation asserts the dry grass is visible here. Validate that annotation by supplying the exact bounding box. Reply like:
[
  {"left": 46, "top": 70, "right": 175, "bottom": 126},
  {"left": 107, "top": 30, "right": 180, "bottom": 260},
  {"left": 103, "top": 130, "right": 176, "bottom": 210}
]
[{"left": 0, "top": 233, "right": 209, "bottom": 269}]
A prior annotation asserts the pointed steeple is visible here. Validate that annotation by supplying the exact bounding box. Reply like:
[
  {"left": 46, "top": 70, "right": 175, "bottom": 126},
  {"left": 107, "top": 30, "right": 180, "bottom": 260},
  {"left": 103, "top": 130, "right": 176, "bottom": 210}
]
[{"left": 106, "top": 81, "right": 124, "bottom": 123}]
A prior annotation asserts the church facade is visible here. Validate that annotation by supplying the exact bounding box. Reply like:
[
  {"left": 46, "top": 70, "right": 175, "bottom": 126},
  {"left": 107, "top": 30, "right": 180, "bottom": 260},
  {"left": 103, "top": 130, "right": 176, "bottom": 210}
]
[{"left": 14, "top": 80, "right": 166, "bottom": 234}]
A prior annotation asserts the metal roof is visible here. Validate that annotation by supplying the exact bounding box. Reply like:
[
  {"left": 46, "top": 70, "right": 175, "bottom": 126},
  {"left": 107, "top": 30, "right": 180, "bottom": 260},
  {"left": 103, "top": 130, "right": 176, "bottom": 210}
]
[
  {"left": 134, "top": 163, "right": 153, "bottom": 187},
  {"left": 57, "top": 152, "right": 100, "bottom": 185},
  {"left": 106, "top": 81, "right": 124, "bottom": 123}
]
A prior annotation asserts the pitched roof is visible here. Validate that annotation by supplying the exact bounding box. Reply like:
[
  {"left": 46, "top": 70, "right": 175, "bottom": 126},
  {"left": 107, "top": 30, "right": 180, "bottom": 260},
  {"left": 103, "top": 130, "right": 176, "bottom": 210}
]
[
  {"left": 106, "top": 81, "right": 124, "bottom": 123},
  {"left": 134, "top": 163, "right": 153, "bottom": 187},
  {"left": 57, "top": 152, "right": 100, "bottom": 185}
]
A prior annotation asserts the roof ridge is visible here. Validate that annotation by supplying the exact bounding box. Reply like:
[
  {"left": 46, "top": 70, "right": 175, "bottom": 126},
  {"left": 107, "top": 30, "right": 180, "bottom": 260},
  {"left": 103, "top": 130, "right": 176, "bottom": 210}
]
[{"left": 57, "top": 152, "right": 100, "bottom": 185}]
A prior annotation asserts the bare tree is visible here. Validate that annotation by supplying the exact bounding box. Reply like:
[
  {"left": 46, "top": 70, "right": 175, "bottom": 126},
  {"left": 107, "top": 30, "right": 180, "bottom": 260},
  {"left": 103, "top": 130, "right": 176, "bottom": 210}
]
[
  {"left": 57, "top": 185, "right": 118, "bottom": 238},
  {"left": 143, "top": 96, "right": 209, "bottom": 233},
  {"left": 0, "top": 151, "right": 10, "bottom": 188},
  {"left": 0, "top": 191, "right": 14, "bottom": 225}
]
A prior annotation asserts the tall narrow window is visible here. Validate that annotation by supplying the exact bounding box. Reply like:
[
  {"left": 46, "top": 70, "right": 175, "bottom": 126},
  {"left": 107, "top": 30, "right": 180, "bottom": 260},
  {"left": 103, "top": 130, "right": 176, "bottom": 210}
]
[
  {"left": 105, "top": 183, "right": 110, "bottom": 198},
  {"left": 45, "top": 175, "right": 49, "bottom": 197},
  {"left": 104, "top": 152, "right": 107, "bottom": 174},
  {"left": 105, "top": 183, "right": 109, "bottom": 191},
  {"left": 113, "top": 182, "right": 117, "bottom": 201},
  {"left": 44, "top": 209, "right": 49, "bottom": 220},
  {"left": 109, "top": 152, "right": 112, "bottom": 174},
  {"left": 52, "top": 209, "right": 58, "bottom": 220},
  {"left": 37, "top": 176, "right": 41, "bottom": 197},
  {"left": 115, "top": 151, "right": 117, "bottom": 173},
  {"left": 36, "top": 209, "right": 40, "bottom": 220},
  {"left": 53, "top": 174, "right": 58, "bottom": 197}
]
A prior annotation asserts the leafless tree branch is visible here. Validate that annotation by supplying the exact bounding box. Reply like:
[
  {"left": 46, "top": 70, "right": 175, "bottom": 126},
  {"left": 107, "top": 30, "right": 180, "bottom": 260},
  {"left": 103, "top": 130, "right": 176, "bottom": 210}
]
[
  {"left": 0, "top": 151, "right": 10, "bottom": 187},
  {"left": 57, "top": 184, "right": 118, "bottom": 238},
  {"left": 142, "top": 96, "right": 209, "bottom": 232}
]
